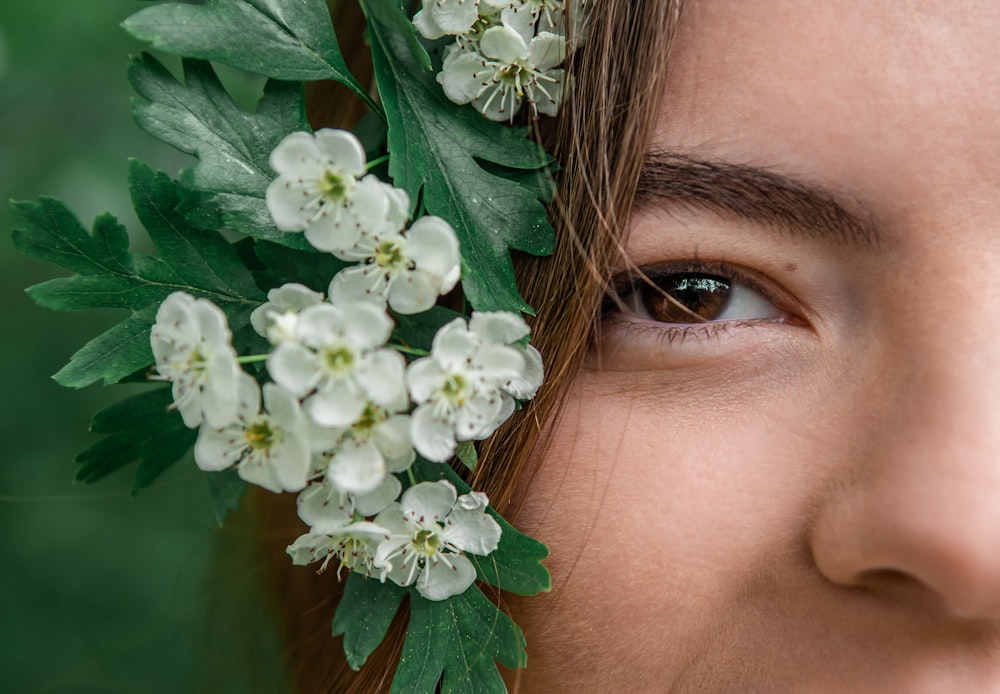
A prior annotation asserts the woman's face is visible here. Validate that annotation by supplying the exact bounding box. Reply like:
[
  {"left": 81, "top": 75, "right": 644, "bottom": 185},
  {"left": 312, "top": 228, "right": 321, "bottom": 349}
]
[{"left": 513, "top": 1, "right": 1000, "bottom": 690}]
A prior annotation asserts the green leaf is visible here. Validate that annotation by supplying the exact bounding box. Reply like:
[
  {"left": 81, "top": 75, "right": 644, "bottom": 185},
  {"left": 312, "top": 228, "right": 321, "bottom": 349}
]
[
  {"left": 392, "top": 589, "right": 525, "bottom": 694},
  {"left": 390, "top": 305, "right": 464, "bottom": 353},
  {"left": 454, "top": 441, "right": 478, "bottom": 471},
  {"left": 11, "top": 163, "right": 262, "bottom": 387},
  {"left": 122, "top": 0, "right": 379, "bottom": 113},
  {"left": 206, "top": 468, "right": 247, "bottom": 525},
  {"left": 131, "top": 158, "right": 264, "bottom": 300},
  {"left": 414, "top": 460, "right": 550, "bottom": 597},
  {"left": 52, "top": 305, "right": 161, "bottom": 388},
  {"left": 129, "top": 53, "right": 313, "bottom": 250},
  {"left": 75, "top": 387, "right": 196, "bottom": 494},
  {"left": 332, "top": 573, "right": 408, "bottom": 670},
  {"left": 362, "top": 0, "right": 556, "bottom": 314},
  {"left": 252, "top": 239, "right": 348, "bottom": 294}
]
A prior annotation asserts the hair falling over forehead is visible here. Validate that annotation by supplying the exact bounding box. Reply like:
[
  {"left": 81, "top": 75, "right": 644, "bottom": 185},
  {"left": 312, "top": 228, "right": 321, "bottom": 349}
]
[{"left": 258, "top": 2, "right": 684, "bottom": 691}]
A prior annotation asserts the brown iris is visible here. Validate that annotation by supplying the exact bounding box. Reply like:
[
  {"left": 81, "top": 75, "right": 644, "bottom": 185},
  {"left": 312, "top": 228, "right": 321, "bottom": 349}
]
[{"left": 642, "top": 273, "right": 732, "bottom": 323}]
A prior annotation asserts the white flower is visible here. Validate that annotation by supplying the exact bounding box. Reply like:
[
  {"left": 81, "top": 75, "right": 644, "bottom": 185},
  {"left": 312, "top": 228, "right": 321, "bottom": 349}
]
[
  {"left": 412, "top": 0, "right": 493, "bottom": 39},
  {"left": 311, "top": 403, "right": 416, "bottom": 495},
  {"left": 373, "top": 480, "right": 501, "bottom": 600},
  {"left": 286, "top": 481, "right": 392, "bottom": 577},
  {"left": 151, "top": 292, "right": 242, "bottom": 429},
  {"left": 438, "top": 21, "right": 566, "bottom": 121},
  {"left": 406, "top": 312, "right": 538, "bottom": 462},
  {"left": 266, "top": 129, "right": 391, "bottom": 253},
  {"left": 266, "top": 302, "right": 408, "bottom": 428},
  {"left": 250, "top": 283, "right": 325, "bottom": 344},
  {"left": 194, "top": 379, "right": 312, "bottom": 493},
  {"left": 468, "top": 311, "right": 544, "bottom": 399},
  {"left": 329, "top": 215, "right": 461, "bottom": 315}
]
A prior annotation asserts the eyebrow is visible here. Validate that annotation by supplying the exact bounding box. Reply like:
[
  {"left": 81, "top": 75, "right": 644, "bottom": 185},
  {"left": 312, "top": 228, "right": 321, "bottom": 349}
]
[{"left": 634, "top": 150, "right": 882, "bottom": 249}]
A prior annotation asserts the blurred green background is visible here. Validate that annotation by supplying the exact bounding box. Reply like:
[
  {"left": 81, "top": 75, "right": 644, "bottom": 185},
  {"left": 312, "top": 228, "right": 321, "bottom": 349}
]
[{"left": 1, "top": 2, "right": 289, "bottom": 691}]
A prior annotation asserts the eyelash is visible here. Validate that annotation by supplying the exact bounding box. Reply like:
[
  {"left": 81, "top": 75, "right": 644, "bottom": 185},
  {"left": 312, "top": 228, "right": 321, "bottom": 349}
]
[{"left": 600, "top": 259, "right": 792, "bottom": 343}]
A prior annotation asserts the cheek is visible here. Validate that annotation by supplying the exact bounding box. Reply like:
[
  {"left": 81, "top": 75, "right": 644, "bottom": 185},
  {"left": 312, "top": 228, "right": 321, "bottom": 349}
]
[{"left": 511, "top": 367, "right": 843, "bottom": 685}]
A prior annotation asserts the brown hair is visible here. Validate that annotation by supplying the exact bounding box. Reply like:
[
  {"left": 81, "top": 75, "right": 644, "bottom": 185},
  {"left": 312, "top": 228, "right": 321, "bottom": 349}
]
[{"left": 259, "top": 2, "right": 684, "bottom": 691}]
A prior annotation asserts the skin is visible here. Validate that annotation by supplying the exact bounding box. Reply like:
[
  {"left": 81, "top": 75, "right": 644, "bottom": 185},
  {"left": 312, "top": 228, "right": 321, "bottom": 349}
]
[{"left": 509, "top": 1, "right": 1000, "bottom": 691}]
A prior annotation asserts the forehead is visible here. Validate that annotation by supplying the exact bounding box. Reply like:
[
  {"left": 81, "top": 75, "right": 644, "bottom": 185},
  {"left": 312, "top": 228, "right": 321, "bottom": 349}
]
[{"left": 657, "top": 0, "right": 1000, "bottom": 226}]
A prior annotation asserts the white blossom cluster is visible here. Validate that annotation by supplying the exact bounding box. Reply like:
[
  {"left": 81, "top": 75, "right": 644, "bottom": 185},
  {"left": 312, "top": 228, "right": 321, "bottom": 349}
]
[
  {"left": 414, "top": 0, "right": 588, "bottom": 122},
  {"left": 149, "top": 129, "right": 541, "bottom": 600}
]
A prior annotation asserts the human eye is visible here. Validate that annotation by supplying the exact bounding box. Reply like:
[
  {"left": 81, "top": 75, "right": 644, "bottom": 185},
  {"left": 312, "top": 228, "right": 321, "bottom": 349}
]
[{"left": 602, "top": 260, "right": 795, "bottom": 342}]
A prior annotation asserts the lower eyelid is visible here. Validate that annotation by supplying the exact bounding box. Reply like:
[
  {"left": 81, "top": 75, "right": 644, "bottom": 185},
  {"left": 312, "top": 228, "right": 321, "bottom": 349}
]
[{"left": 608, "top": 313, "right": 787, "bottom": 345}]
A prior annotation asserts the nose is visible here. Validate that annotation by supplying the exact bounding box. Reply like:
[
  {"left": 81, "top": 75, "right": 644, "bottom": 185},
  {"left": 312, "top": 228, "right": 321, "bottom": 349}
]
[{"left": 810, "top": 314, "right": 1000, "bottom": 620}]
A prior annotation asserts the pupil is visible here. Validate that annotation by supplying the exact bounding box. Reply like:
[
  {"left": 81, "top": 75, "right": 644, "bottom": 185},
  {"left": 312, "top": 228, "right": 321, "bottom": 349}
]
[{"left": 644, "top": 273, "right": 731, "bottom": 323}]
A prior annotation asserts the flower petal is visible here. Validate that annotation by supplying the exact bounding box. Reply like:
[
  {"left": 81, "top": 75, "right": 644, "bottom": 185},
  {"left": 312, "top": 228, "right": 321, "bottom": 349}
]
[
  {"left": 401, "top": 480, "right": 457, "bottom": 523},
  {"left": 307, "top": 381, "right": 366, "bottom": 428},
  {"left": 266, "top": 175, "right": 313, "bottom": 231},
  {"left": 194, "top": 426, "right": 240, "bottom": 472},
  {"left": 405, "top": 358, "right": 444, "bottom": 404},
  {"left": 313, "top": 128, "right": 367, "bottom": 176},
  {"left": 431, "top": 318, "right": 479, "bottom": 368},
  {"left": 329, "top": 265, "right": 389, "bottom": 307},
  {"left": 356, "top": 349, "right": 409, "bottom": 411},
  {"left": 386, "top": 270, "right": 437, "bottom": 315},
  {"left": 373, "top": 414, "right": 415, "bottom": 472},
  {"left": 429, "top": 0, "right": 480, "bottom": 35},
  {"left": 303, "top": 205, "right": 361, "bottom": 253},
  {"left": 269, "top": 131, "right": 322, "bottom": 175},
  {"left": 413, "top": 7, "right": 447, "bottom": 40},
  {"left": 480, "top": 24, "right": 529, "bottom": 63},
  {"left": 472, "top": 343, "right": 525, "bottom": 383},
  {"left": 201, "top": 358, "right": 245, "bottom": 429},
  {"left": 533, "top": 68, "right": 564, "bottom": 117},
  {"left": 354, "top": 474, "right": 402, "bottom": 516},
  {"left": 342, "top": 302, "right": 394, "bottom": 349},
  {"left": 267, "top": 342, "right": 319, "bottom": 398},
  {"left": 528, "top": 32, "right": 566, "bottom": 72},
  {"left": 410, "top": 404, "right": 458, "bottom": 462},
  {"left": 505, "top": 344, "right": 544, "bottom": 399},
  {"left": 439, "top": 51, "right": 489, "bottom": 105},
  {"left": 442, "top": 506, "right": 502, "bottom": 556},
  {"left": 469, "top": 310, "right": 530, "bottom": 344},
  {"left": 297, "top": 481, "right": 353, "bottom": 531},
  {"left": 238, "top": 456, "right": 283, "bottom": 494},
  {"left": 328, "top": 440, "right": 386, "bottom": 494},
  {"left": 417, "top": 553, "right": 476, "bottom": 600},
  {"left": 406, "top": 215, "right": 460, "bottom": 283}
]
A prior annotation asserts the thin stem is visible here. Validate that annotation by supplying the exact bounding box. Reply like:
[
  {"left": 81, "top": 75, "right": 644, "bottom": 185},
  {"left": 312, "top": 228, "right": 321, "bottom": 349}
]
[
  {"left": 367, "top": 154, "right": 390, "bottom": 170},
  {"left": 237, "top": 354, "right": 269, "bottom": 364},
  {"left": 406, "top": 467, "right": 417, "bottom": 487},
  {"left": 389, "top": 343, "right": 430, "bottom": 357}
]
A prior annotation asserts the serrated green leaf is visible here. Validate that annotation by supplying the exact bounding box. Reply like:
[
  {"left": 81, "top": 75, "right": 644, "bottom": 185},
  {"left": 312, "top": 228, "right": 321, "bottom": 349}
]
[
  {"left": 75, "top": 387, "right": 196, "bottom": 494},
  {"left": 129, "top": 53, "right": 313, "bottom": 250},
  {"left": 52, "top": 305, "right": 160, "bottom": 388},
  {"left": 414, "top": 460, "right": 550, "bottom": 597},
  {"left": 12, "top": 203, "right": 131, "bottom": 278},
  {"left": 131, "top": 159, "right": 264, "bottom": 299},
  {"left": 392, "top": 589, "right": 524, "bottom": 694},
  {"left": 205, "top": 468, "right": 247, "bottom": 525},
  {"left": 11, "top": 164, "right": 262, "bottom": 388},
  {"left": 332, "top": 573, "right": 408, "bottom": 671},
  {"left": 122, "top": 0, "right": 379, "bottom": 112},
  {"left": 362, "top": 0, "right": 556, "bottom": 314}
]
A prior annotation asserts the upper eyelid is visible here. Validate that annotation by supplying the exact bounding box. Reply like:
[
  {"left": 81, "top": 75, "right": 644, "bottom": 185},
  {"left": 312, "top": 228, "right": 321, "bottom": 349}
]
[
  {"left": 607, "top": 260, "right": 772, "bottom": 305},
  {"left": 603, "top": 259, "right": 804, "bottom": 327}
]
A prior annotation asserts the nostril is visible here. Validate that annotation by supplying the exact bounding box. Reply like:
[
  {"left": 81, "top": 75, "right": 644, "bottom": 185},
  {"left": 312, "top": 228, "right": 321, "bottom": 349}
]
[{"left": 855, "top": 568, "right": 949, "bottom": 613}]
